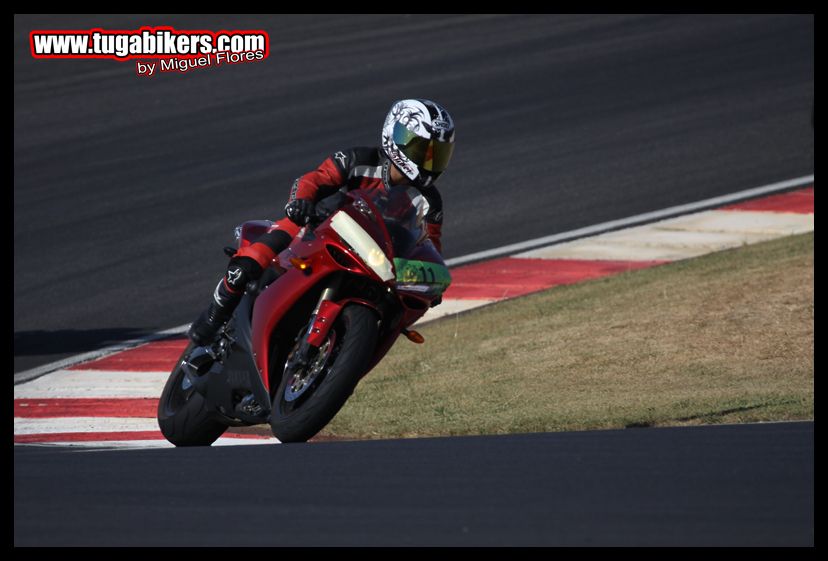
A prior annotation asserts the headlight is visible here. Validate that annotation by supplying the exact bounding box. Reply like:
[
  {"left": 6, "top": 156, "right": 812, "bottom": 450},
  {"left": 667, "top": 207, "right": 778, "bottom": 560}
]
[{"left": 330, "top": 212, "right": 394, "bottom": 281}]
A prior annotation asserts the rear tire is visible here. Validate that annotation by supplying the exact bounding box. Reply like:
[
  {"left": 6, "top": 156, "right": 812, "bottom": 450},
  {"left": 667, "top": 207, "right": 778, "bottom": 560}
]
[
  {"left": 157, "top": 342, "right": 228, "bottom": 446},
  {"left": 270, "top": 305, "right": 378, "bottom": 443}
]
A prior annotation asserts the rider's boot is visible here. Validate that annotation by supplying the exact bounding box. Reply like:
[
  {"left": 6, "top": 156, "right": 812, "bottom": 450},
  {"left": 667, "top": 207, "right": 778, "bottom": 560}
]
[{"left": 188, "top": 256, "right": 263, "bottom": 346}]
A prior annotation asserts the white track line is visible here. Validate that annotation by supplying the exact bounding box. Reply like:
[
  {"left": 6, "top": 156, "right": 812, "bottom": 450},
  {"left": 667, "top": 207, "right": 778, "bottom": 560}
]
[
  {"left": 14, "top": 369, "right": 168, "bottom": 399},
  {"left": 14, "top": 174, "right": 813, "bottom": 385},
  {"left": 14, "top": 417, "right": 163, "bottom": 435},
  {"left": 17, "top": 438, "right": 278, "bottom": 450},
  {"left": 517, "top": 210, "right": 814, "bottom": 262}
]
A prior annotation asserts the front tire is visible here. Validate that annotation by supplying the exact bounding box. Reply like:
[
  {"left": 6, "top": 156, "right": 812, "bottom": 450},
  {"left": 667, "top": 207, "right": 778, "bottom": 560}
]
[
  {"left": 157, "top": 342, "right": 228, "bottom": 446},
  {"left": 270, "top": 305, "right": 378, "bottom": 443}
]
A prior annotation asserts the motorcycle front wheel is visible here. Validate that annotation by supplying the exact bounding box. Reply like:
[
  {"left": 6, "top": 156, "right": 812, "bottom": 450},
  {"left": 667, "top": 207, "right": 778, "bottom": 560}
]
[{"left": 270, "top": 305, "right": 378, "bottom": 443}]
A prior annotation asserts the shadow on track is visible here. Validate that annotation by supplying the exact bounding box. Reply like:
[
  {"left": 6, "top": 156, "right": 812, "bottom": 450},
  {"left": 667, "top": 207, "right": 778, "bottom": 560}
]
[{"left": 14, "top": 328, "right": 158, "bottom": 357}]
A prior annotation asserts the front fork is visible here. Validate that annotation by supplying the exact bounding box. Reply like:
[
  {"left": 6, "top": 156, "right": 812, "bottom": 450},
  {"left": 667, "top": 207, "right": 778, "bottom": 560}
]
[
  {"left": 305, "top": 288, "right": 344, "bottom": 347},
  {"left": 286, "top": 283, "right": 344, "bottom": 373}
]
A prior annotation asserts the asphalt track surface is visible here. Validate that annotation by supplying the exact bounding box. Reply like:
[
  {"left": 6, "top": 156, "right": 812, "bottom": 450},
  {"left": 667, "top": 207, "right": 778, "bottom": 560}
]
[
  {"left": 14, "top": 422, "right": 813, "bottom": 546},
  {"left": 14, "top": 14, "right": 813, "bottom": 373},
  {"left": 13, "top": 15, "right": 814, "bottom": 547}
]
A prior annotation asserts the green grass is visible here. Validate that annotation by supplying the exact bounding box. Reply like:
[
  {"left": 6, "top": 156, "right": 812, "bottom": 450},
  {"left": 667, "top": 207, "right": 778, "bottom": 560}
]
[{"left": 319, "top": 232, "right": 814, "bottom": 439}]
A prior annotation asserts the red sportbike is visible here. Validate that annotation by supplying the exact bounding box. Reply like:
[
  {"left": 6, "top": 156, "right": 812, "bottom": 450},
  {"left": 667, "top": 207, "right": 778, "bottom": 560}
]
[{"left": 157, "top": 185, "right": 451, "bottom": 445}]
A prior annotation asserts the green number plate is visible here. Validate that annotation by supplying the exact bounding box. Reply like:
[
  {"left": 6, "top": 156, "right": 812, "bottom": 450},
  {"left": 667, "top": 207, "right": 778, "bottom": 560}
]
[{"left": 393, "top": 258, "right": 452, "bottom": 295}]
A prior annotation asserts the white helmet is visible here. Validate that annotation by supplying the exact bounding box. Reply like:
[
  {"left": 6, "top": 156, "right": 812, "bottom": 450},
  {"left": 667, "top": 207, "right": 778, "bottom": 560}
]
[{"left": 381, "top": 99, "right": 455, "bottom": 187}]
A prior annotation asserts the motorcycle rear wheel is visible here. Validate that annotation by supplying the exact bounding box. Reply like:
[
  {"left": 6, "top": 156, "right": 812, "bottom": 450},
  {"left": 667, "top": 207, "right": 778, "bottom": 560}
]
[
  {"left": 270, "top": 305, "right": 378, "bottom": 443},
  {"left": 157, "top": 342, "right": 229, "bottom": 446}
]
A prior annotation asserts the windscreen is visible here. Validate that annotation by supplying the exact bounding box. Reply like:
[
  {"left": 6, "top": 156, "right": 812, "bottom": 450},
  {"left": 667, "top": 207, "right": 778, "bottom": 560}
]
[{"left": 364, "top": 185, "right": 451, "bottom": 294}]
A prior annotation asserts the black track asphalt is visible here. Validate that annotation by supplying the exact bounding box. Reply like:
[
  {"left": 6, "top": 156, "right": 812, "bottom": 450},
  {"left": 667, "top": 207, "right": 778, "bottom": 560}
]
[
  {"left": 13, "top": 422, "right": 813, "bottom": 546},
  {"left": 13, "top": 15, "right": 814, "bottom": 547},
  {"left": 14, "top": 14, "right": 814, "bottom": 373}
]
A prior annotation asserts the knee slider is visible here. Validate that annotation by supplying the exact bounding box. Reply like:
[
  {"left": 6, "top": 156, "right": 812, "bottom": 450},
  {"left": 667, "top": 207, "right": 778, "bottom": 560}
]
[{"left": 225, "top": 256, "right": 262, "bottom": 291}]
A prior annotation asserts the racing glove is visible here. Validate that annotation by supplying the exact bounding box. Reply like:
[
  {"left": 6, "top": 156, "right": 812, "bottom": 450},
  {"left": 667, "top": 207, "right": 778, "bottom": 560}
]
[{"left": 285, "top": 199, "right": 316, "bottom": 226}]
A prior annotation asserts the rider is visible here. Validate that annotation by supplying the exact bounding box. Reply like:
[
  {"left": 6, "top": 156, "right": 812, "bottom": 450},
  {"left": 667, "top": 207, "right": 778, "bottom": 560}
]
[{"left": 188, "top": 99, "right": 456, "bottom": 346}]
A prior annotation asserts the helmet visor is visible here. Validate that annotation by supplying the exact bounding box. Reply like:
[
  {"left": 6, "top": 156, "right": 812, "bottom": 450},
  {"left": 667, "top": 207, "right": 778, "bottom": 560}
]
[{"left": 393, "top": 122, "right": 454, "bottom": 174}]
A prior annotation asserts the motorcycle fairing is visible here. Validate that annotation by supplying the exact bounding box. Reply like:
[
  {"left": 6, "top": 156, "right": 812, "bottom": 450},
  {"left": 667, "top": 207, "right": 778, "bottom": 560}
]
[{"left": 198, "top": 293, "right": 272, "bottom": 425}]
